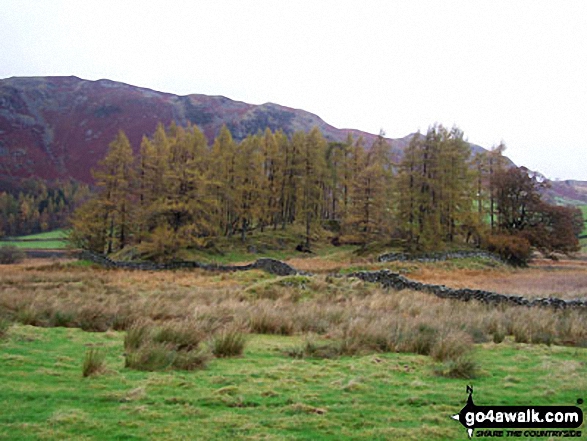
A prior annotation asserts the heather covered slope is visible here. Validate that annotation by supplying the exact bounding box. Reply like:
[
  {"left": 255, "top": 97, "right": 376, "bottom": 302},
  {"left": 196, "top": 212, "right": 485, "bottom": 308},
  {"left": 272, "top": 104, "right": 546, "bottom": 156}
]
[
  {"left": 0, "top": 76, "right": 389, "bottom": 185},
  {"left": 545, "top": 180, "right": 587, "bottom": 205}
]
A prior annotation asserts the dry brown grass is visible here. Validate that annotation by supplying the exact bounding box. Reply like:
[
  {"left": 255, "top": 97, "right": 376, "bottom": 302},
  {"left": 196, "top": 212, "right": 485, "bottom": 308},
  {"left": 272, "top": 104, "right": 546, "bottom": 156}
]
[
  {"left": 1, "top": 258, "right": 586, "bottom": 362},
  {"left": 407, "top": 260, "right": 587, "bottom": 300}
]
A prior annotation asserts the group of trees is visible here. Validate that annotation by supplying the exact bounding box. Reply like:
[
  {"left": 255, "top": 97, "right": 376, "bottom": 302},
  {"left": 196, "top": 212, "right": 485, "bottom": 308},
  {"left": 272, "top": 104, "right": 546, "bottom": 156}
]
[
  {"left": 488, "top": 165, "right": 583, "bottom": 258},
  {"left": 70, "top": 122, "right": 583, "bottom": 262},
  {"left": 0, "top": 179, "right": 90, "bottom": 237}
]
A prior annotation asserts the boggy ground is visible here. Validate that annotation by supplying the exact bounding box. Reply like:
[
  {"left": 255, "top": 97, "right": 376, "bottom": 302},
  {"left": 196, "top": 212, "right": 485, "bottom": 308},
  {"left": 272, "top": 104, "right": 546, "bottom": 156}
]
[{"left": 0, "top": 256, "right": 586, "bottom": 440}]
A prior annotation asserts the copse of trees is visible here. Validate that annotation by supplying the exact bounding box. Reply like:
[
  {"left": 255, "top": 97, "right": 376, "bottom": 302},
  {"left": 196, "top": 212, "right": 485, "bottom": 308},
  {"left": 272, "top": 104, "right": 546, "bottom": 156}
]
[
  {"left": 0, "top": 179, "right": 90, "bottom": 237},
  {"left": 70, "top": 122, "right": 583, "bottom": 263},
  {"left": 490, "top": 166, "right": 583, "bottom": 257}
]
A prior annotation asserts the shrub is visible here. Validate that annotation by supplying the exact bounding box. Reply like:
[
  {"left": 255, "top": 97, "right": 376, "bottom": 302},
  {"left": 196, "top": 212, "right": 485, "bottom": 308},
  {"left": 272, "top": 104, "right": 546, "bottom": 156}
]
[
  {"left": 210, "top": 327, "right": 247, "bottom": 358},
  {"left": 484, "top": 234, "right": 531, "bottom": 266},
  {"left": 0, "top": 245, "right": 25, "bottom": 264},
  {"left": 82, "top": 348, "right": 106, "bottom": 377}
]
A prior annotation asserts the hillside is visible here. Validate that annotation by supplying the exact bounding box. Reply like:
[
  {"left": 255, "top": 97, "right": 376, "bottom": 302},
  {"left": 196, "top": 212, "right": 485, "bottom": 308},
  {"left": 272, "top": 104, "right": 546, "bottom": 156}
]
[
  {"left": 0, "top": 76, "right": 492, "bottom": 187},
  {"left": 1, "top": 75, "right": 584, "bottom": 206},
  {"left": 0, "top": 76, "right": 391, "bottom": 186},
  {"left": 544, "top": 179, "right": 587, "bottom": 205}
]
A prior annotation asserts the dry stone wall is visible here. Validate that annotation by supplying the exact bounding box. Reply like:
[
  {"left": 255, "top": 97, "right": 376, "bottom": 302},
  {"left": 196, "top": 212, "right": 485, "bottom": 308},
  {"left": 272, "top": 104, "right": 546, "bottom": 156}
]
[
  {"left": 349, "top": 269, "right": 587, "bottom": 309},
  {"left": 78, "top": 251, "right": 298, "bottom": 276},
  {"left": 378, "top": 250, "right": 504, "bottom": 264}
]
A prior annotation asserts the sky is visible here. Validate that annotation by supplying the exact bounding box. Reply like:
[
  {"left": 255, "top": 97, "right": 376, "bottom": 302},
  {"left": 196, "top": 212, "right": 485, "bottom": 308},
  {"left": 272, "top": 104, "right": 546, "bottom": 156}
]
[{"left": 1, "top": 0, "right": 586, "bottom": 180}]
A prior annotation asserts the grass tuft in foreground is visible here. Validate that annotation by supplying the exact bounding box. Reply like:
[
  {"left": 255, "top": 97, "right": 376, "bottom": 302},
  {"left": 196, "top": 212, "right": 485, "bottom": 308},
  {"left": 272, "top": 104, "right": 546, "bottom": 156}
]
[
  {"left": 209, "top": 325, "right": 248, "bottom": 358},
  {"left": 82, "top": 348, "right": 106, "bottom": 377},
  {"left": 124, "top": 320, "right": 210, "bottom": 371}
]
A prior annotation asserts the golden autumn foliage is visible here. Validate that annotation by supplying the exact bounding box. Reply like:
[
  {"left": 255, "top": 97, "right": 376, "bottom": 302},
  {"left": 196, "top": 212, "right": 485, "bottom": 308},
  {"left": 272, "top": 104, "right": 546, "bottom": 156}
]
[{"left": 71, "top": 123, "right": 583, "bottom": 260}]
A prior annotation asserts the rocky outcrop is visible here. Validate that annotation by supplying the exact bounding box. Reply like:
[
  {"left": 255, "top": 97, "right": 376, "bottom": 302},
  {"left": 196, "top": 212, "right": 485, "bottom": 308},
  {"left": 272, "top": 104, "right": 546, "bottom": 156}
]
[{"left": 348, "top": 269, "right": 587, "bottom": 309}]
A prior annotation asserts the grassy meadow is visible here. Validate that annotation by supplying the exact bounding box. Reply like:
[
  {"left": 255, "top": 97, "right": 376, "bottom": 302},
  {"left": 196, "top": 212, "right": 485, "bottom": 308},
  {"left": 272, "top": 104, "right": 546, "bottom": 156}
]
[
  {"left": 0, "top": 247, "right": 586, "bottom": 440},
  {"left": 0, "top": 229, "right": 68, "bottom": 250}
]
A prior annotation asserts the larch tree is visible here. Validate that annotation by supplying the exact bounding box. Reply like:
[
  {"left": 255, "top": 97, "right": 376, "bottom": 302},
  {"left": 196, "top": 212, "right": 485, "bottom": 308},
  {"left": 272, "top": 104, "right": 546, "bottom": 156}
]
[
  {"left": 260, "top": 128, "right": 283, "bottom": 231},
  {"left": 397, "top": 125, "right": 473, "bottom": 250},
  {"left": 234, "top": 134, "right": 264, "bottom": 242},
  {"left": 297, "top": 127, "right": 327, "bottom": 248},
  {"left": 86, "top": 129, "right": 135, "bottom": 253},
  {"left": 344, "top": 132, "right": 393, "bottom": 246},
  {"left": 210, "top": 125, "right": 238, "bottom": 236}
]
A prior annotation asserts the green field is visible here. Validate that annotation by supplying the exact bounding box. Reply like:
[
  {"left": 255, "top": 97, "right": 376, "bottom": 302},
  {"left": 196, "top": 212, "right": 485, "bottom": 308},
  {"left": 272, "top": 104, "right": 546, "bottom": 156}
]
[
  {"left": 0, "top": 254, "right": 586, "bottom": 440},
  {"left": 0, "top": 324, "right": 585, "bottom": 441},
  {"left": 0, "top": 229, "right": 68, "bottom": 250}
]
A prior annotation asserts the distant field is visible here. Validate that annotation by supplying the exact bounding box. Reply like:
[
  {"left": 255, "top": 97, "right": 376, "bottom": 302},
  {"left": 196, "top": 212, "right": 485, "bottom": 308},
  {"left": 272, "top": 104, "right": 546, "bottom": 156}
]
[
  {"left": 15, "top": 230, "right": 69, "bottom": 240},
  {"left": 0, "top": 229, "right": 68, "bottom": 249}
]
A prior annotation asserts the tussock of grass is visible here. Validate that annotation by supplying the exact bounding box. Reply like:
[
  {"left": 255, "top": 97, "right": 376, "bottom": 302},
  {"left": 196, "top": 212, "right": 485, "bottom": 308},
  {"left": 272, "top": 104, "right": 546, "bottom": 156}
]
[
  {"left": 171, "top": 349, "right": 210, "bottom": 370},
  {"left": 285, "top": 337, "right": 341, "bottom": 359},
  {"left": 210, "top": 327, "right": 247, "bottom": 358},
  {"left": 153, "top": 320, "right": 205, "bottom": 351},
  {"left": 124, "top": 342, "right": 175, "bottom": 371},
  {"left": 248, "top": 302, "right": 295, "bottom": 335},
  {"left": 430, "top": 330, "right": 474, "bottom": 362},
  {"left": 124, "top": 320, "right": 210, "bottom": 371},
  {"left": 124, "top": 320, "right": 153, "bottom": 351},
  {"left": 50, "top": 310, "right": 77, "bottom": 328},
  {"left": 434, "top": 355, "right": 479, "bottom": 379},
  {"left": 82, "top": 348, "right": 106, "bottom": 377}
]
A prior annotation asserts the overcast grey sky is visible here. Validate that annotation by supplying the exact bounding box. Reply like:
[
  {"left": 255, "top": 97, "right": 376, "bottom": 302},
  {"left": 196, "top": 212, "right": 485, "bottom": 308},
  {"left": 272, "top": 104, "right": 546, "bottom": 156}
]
[{"left": 1, "top": 0, "right": 586, "bottom": 180}]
